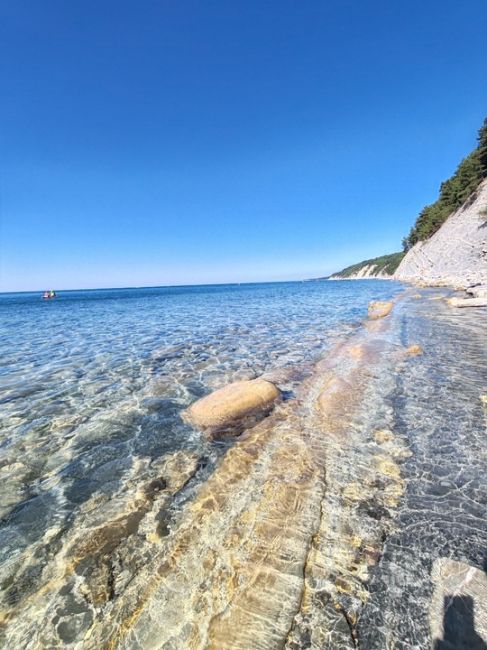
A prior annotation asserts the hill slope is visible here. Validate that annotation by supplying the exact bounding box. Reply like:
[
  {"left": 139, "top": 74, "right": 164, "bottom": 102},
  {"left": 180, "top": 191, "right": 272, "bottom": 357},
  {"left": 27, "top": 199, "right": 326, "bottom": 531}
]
[
  {"left": 329, "top": 252, "right": 405, "bottom": 280},
  {"left": 328, "top": 117, "right": 487, "bottom": 287},
  {"left": 403, "top": 118, "right": 487, "bottom": 249},
  {"left": 395, "top": 179, "right": 487, "bottom": 288}
]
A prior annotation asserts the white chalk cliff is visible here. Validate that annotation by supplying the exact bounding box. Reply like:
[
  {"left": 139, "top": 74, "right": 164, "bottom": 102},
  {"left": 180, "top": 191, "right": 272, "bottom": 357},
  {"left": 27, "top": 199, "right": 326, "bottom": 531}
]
[
  {"left": 395, "top": 179, "right": 487, "bottom": 289},
  {"left": 329, "top": 264, "right": 392, "bottom": 280}
]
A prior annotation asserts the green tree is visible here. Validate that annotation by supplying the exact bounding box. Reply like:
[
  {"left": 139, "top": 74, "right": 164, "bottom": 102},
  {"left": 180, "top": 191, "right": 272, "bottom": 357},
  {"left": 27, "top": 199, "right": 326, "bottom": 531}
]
[
  {"left": 478, "top": 117, "right": 487, "bottom": 177},
  {"left": 403, "top": 117, "right": 487, "bottom": 250}
]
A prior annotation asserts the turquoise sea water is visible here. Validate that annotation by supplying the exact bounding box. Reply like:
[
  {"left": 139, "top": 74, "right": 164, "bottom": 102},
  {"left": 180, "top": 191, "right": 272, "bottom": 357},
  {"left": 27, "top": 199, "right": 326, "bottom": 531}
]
[
  {"left": 0, "top": 280, "right": 403, "bottom": 644},
  {"left": 1, "top": 281, "right": 402, "bottom": 484},
  {"left": 1, "top": 281, "right": 486, "bottom": 649}
]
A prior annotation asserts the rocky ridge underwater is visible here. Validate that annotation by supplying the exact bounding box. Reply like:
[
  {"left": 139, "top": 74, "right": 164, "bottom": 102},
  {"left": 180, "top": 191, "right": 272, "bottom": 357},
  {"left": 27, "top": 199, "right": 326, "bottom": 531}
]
[{"left": 0, "top": 283, "right": 485, "bottom": 648}]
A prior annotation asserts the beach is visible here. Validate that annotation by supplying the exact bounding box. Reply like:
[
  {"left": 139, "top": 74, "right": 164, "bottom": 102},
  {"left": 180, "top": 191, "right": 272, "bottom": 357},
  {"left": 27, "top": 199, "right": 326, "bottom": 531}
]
[{"left": 0, "top": 282, "right": 485, "bottom": 648}]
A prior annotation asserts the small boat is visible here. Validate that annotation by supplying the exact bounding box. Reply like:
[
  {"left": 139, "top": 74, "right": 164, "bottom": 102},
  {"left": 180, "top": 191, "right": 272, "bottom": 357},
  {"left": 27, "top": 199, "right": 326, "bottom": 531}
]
[{"left": 43, "top": 290, "right": 57, "bottom": 300}]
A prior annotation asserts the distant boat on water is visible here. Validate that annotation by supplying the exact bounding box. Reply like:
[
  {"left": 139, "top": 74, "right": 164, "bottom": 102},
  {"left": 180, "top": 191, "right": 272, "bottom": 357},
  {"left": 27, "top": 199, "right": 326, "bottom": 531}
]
[{"left": 42, "top": 290, "right": 57, "bottom": 300}]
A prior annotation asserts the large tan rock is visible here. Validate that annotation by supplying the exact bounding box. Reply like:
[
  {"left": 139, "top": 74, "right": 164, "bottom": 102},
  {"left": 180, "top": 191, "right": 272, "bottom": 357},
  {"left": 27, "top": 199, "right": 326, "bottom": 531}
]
[
  {"left": 184, "top": 378, "right": 280, "bottom": 434},
  {"left": 368, "top": 300, "right": 394, "bottom": 319}
]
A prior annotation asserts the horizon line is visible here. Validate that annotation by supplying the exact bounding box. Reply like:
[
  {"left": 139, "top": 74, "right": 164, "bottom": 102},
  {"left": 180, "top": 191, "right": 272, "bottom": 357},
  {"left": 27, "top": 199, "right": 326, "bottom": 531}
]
[{"left": 0, "top": 277, "right": 335, "bottom": 296}]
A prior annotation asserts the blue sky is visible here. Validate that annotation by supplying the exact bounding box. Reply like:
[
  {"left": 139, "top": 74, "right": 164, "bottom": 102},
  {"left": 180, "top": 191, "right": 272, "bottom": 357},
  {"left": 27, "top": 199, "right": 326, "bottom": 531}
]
[{"left": 1, "top": 1, "right": 486, "bottom": 291}]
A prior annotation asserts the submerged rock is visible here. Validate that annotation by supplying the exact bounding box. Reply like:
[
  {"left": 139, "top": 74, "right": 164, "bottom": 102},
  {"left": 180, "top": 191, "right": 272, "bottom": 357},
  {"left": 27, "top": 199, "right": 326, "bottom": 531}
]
[
  {"left": 183, "top": 378, "right": 281, "bottom": 434},
  {"left": 373, "top": 428, "right": 395, "bottom": 444},
  {"left": 368, "top": 301, "right": 394, "bottom": 319},
  {"left": 406, "top": 344, "right": 423, "bottom": 356}
]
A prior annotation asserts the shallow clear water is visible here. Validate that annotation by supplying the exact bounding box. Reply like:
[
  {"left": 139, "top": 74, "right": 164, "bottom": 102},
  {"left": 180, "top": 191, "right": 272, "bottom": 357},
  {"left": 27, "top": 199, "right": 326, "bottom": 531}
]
[
  {"left": 357, "top": 291, "right": 487, "bottom": 650},
  {"left": 1, "top": 282, "right": 486, "bottom": 649},
  {"left": 0, "top": 280, "right": 402, "bottom": 646}
]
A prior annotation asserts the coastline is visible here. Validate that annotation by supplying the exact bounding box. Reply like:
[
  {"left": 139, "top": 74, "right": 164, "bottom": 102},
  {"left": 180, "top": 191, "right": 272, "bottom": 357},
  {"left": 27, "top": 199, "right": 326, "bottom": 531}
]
[
  {"left": 102, "top": 288, "right": 485, "bottom": 649},
  {"left": 3, "top": 7, "right": 486, "bottom": 649},
  {"left": 101, "top": 294, "right": 410, "bottom": 649},
  {"left": 1, "top": 285, "right": 486, "bottom": 648},
  {"left": 107, "top": 287, "right": 485, "bottom": 649},
  {"left": 327, "top": 275, "right": 392, "bottom": 281}
]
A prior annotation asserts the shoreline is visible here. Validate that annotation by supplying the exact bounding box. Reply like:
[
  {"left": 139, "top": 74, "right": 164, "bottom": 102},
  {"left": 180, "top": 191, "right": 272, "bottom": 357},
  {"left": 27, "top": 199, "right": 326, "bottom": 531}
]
[
  {"left": 1, "top": 286, "right": 486, "bottom": 648},
  {"left": 105, "top": 297, "right": 409, "bottom": 649},
  {"left": 104, "top": 287, "right": 485, "bottom": 649}
]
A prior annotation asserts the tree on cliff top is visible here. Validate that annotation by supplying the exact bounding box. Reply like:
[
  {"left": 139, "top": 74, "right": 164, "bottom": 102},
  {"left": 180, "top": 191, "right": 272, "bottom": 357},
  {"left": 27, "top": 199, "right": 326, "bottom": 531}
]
[
  {"left": 403, "top": 117, "right": 487, "bottom": 250},
  {"left": 478, "top": 117, "right": 487, "bottom": 177}
]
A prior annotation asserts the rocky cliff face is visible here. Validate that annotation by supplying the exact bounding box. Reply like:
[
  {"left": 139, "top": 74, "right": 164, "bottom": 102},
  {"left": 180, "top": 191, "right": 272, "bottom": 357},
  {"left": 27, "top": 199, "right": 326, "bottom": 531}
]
[
  {"left": 329, "top": 263, "right": 392, "bottom": 280},
  {"left": 395, "top": 179, "right": 487, "bottom": 289},
  {"left": 329, "top": 252, "right": 405, "bottom": 280}
]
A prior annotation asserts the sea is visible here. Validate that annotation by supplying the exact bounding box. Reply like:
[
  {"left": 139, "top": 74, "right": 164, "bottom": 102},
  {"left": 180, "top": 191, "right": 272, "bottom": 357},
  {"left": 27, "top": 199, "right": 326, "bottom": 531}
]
[{"left": 1, "top": 280, "right": 485, "bottom": 649}]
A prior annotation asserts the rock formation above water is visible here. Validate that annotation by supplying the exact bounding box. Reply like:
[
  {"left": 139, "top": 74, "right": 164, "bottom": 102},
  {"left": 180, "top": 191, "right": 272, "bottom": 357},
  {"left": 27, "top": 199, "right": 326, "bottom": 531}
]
[
  {"left": 326, "top": 180, "right": 487, "bottom": 291},
  {"left": 183, "top": 378, "right": 281, "bottom": 435},
  {"left": 395, "top": 179, "right": 487, "bottom": 289}
]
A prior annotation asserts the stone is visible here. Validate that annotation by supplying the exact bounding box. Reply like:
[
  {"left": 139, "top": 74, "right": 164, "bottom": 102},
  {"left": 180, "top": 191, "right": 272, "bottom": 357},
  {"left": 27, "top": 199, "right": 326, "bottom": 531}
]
[
  {"left": 447, "top": 297, "right": 487, "bottom": 308},
  {"left": 466, "top": 285, "right": 487, "bottom": 298},
  {"left": 368, "top": 301, "right": 394, "bottom": 320},
  {"left": 183, "top": 378, "right": 280, "bottom": 433},
  {"left": 374, "top": 429, "right": 395, "bottom": 444},
  {"left": 406, "top": 344, "right": 423, "bottom": 356}
]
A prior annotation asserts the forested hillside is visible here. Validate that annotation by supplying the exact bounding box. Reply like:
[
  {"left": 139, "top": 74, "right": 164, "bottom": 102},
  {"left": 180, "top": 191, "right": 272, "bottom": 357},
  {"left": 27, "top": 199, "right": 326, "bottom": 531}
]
[
  {"left": 402, "top": 117, "right": 487, "bottom": 249},
  {"left": 327, "top": 118, "right": 486, "bottom": 282},
  {"left": 330, "top": 252, "right": 405, "bottom": 279}
]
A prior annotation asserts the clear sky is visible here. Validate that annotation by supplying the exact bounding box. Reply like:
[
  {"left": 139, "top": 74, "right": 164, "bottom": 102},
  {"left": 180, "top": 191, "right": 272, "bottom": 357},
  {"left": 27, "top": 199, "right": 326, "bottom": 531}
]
[{"left": 1, "top": 1, "right": 486, "bottom": 291}]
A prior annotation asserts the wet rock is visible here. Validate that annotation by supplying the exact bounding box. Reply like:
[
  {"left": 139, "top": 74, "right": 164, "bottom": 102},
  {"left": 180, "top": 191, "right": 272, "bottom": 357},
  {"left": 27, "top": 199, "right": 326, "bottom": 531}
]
[
  {"left": 79, "top": 556, "right": 115, "bottom": 605},
  {"left": 357, "top": 500, "right": 390, "bottom": 521},
  {"left": 3, "top": 562, "right": 45, "bottom": 607},
  {"left": 466, "top": 284, "right": 487, "bottom": 298},
  {"left": 0, "top": 461, "right": 25, "bottom": 476},
  {"left": 72, "top": 511, "right": 145, "bottom": 563},
  {"left": 317, "top": 374, "right": 355, "bottom": 429},
  {"left": 151, "top": 344, "right": 185, "bottom": 361},
  {"left": 183, "top": 378, "right": 280, "bottom": 434},
  {"left": 261, "top": 365, "right": 310, "bottom": 387},
  {"left": 368, "top": 301, "right": 394, "bottom": 319},
  {"left": 430, "top": 559, "right": 487, "bottom": 648},
  {"left": 406, "top": 344, "right": 423, "bottom": 356},
  {"left": 374, "top": 455, "right": 401, "bottom": 480},
  {"left": 141, "top": 477, "right": 167, "bottom": 500},
  {"left": 373, "top": 429, "right": 395, "bottom": 444},
  {"left": 447, "top": 297, "right": 487, "bottom": 308},
  {"left": 150, "top": 449, "right": 199, "bottom": 494}
]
